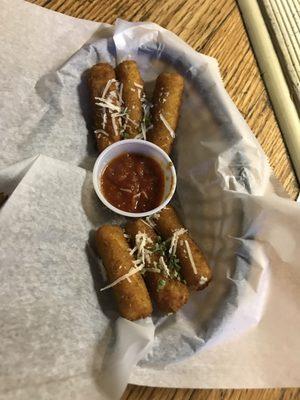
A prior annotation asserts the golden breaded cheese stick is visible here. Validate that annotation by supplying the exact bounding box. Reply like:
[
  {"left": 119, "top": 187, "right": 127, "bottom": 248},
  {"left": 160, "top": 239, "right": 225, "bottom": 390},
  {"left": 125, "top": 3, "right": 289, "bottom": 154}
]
[
  {"left": 87, "top": 63, "right": 121, "bottom": 153},
  {"left": 96, "top": 225, "right": 153, "bottom": 321},
  {"left": 155, "top": 206, "right": 212, "bottom": 290},
  {"left": 115, "top": 60, "right": 144, "bottom": 139},
  {"left": 125, "top": 219, "right": 189, "bottom": 313},
  {"left": 147, "top": 72, "right": 184, "bottom": 154}
]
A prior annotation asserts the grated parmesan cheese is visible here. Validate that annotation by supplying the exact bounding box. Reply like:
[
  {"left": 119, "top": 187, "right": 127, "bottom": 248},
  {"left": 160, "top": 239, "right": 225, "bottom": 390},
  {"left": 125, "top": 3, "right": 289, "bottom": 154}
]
[
  {"left": 102, "top": 111, "right": 107, "bottom": 130},
  {"left": 199, "top": 276, "right": 208, "bottom": 285},
  {"left": 101, "top": 79, "right": 116, "bottom": 98},
  {"left": 134, "top": 82, "right": 143, "bottom": 89},
  {"left": 184, "top": 240, "right": 197, "bottom": 275},
  {"left": 140, "top": 121, "right": 147, "bottom": 140},
  {"left": 169, "top": 228, "right": 187, "bottom": 255},
  {"left": 100, "top": 264, "right": 144, "bottom": 291},
  {"left": 152, "top": 212, "right": 161, "bottom": 220},
  {"left": 94, "top": 129, "right": 109, "bottom": 136},
  {"left": 146, "top": 124, "right": 153, "bottom": 132},
  {"left": 110, "top": 90, "right": 118, "bottom": 99},
  {"left": 159, "top": 113, "right": 175, "bottom": 138},
  {"left": 129, "top": 246, "right": 138, "bottom": 255},
  {"left": 159, "top": 256, "right": 170, "bottom": 276},
  {"left": 118, "top": 83, "right": 123, "bottom": 104},
  {"left": 120, "top": 188, "right": 132, "bottom": 193},
  {"left": 130, "top": 231, "right": 153, "bottom": 270},
  {"left": 111, "top": 116, "right": 119, "bottom": 136},
  {"left": 145, "top": 216, "right": 156, "bottom": 228},
  {"left": 141, "top": 219, "right": 153, "bottom": 229},
  {"left": 127, "top": 116, "right": 139, "bottom": 127},
  {"left": 140, "top": 94, "right": 151, "bottom": 140},
  {"left": 95, "top": 100, "right": 121, "bottom": 113}
]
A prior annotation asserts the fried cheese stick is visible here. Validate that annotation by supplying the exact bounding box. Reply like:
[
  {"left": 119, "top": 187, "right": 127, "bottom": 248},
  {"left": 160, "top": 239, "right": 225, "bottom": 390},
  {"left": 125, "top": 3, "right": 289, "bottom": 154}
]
[
  {"left": 115, "top": 60, "right": 144, "bottom": 139},
  {"left": 88, "top": 63, "right": 121, "bottom": 152},
  {"left": 125, "top": 219, "right": 189, "bottom": 313},
  {"left": 96, "top": 225, "right": 153, "bottom": 320},
  {"left": 154, "top": 206, "right": 212, "bottom": 290},
  {"left": 147, "top": 72, "right": 184, "bottom": 154}
]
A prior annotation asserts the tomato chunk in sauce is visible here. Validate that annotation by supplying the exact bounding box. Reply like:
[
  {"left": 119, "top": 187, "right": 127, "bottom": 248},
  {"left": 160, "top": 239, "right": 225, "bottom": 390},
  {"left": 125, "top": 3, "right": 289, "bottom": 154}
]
[{"left": 101, "top": 152, "right": 165, "bottom": 213}]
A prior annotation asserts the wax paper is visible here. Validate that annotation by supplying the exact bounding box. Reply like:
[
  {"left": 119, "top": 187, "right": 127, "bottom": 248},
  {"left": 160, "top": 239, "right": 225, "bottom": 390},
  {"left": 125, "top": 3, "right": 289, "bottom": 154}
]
[{"left": 1, "top": 1, "right": 300, "bottom": 399}]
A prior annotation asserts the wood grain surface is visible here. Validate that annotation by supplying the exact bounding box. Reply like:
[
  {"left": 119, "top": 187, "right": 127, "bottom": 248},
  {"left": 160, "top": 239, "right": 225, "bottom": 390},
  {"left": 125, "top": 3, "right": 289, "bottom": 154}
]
[
  {"left": 261, "top": 0, "right": 300, "bottom": 113},
  {"left": 25, "top": 1, "right": 300, "bottom": 399}
]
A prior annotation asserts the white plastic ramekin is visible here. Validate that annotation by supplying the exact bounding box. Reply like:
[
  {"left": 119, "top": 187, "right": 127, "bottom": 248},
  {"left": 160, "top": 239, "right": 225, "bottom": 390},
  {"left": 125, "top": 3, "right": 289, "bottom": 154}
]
[{"left": 92, "top": 139, "right": 177, "bottom": 218}]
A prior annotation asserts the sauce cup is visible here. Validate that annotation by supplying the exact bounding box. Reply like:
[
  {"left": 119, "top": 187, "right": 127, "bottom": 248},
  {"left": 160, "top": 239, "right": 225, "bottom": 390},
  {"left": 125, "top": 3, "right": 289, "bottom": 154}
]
[{"left": 93, "top": 139, "right": 177, "bottom": 218}]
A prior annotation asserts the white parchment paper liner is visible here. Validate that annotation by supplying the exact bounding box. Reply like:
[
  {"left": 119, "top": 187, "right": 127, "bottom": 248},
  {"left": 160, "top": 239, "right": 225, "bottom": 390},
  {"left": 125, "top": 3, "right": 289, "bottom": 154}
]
[{"left": 1, "top": 1, "right": 300, "bottom": 399}]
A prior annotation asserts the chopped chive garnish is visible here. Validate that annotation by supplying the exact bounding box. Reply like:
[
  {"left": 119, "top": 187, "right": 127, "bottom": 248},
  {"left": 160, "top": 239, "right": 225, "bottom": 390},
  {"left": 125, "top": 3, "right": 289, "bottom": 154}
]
[{"left": 157, "top": 279, "right": 166, "bottom": 291}]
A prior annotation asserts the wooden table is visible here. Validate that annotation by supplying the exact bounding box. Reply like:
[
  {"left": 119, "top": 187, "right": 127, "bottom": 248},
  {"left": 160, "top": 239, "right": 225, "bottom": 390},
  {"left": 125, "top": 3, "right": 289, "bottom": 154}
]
[{"left": 26, "top": 1, "right": 300, "bottom": 399}]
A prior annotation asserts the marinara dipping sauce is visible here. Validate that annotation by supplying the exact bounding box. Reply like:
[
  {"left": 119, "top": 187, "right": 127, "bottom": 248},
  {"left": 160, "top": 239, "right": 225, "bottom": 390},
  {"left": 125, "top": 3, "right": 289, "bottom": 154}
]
[{"left": 101, "top": 152, "right": 165, "bottom": 213}]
